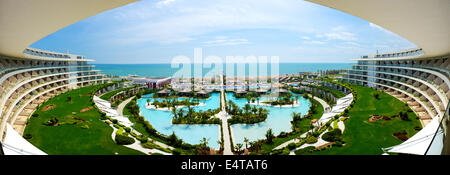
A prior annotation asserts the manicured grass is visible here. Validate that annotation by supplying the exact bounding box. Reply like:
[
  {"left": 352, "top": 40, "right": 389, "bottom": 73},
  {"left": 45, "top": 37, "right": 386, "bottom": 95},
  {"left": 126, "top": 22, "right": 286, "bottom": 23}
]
[
  {"left": 100, "top": 87, "right": 134, "bottom": 101},
  {"left": 305, "top": 85, "right": 422, "bottom": 155},
  {"left": 24, "top": 85, "right": 144, "bottom": 155}
]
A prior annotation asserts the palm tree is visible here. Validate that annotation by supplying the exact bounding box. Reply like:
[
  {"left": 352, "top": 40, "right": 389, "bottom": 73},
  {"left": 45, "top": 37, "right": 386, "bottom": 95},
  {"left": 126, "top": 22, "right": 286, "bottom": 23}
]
[
  {"left": 243, "top": 137, "right": 249, "bottom": 149},
  {"left": 235, "top": 143, "right": 243, "bottom": 155},
  {"left": 171, "top": 107, "right": 177, "bottom": 119},
  {"left": 217, "top": 140, "right": 223, "bottom": 151},
  {"left": 200, "top": 137, "right": 209, "bottom": 148},
  {"left": 265, "top": 128, "right": 274, "bottom": 143},
  {"left": 244, "top": 104, "right": 251, "bottom": 115},
  {"left": 177, "top": 108, "right": 185, "bottom": 118},
  {"left": 200, "top": 137, "right": 209, "bottom": 155}
]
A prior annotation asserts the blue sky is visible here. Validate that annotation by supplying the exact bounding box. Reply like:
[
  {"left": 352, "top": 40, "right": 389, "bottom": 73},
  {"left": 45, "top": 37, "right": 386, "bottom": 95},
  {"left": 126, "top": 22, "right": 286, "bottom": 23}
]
[{"left": 30, "top": 0, "right": 417, "bottom": 64}]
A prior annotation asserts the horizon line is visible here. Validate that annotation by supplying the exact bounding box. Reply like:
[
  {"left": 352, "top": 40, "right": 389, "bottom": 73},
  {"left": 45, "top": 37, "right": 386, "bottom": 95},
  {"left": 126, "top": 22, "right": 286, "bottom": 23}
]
[{"left": 93, "top": 61, "right": 355, "bottom": 64}]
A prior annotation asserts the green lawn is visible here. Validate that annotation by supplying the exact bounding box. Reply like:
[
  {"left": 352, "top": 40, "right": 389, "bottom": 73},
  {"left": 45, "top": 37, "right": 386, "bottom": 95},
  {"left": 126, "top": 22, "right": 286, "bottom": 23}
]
[
  {"left": 24, "top": 85, "right": 145, "bottom": 155},
  {"left": 100, "top": 86, "right": 134, "bottom": 101},
  {"left": 305, "top": 85, "right": 422, "bottom": 155}
]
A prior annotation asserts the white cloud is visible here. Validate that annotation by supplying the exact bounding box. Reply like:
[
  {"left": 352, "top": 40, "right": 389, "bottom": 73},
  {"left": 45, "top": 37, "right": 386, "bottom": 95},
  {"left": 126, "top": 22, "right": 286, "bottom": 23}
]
[
  {"left": 344, "top": 41, "right": 360, "bottom": 46},
  {"left": 318, "top": 32, "right": 357, "bottom": 41},
  {"left": 103, "top": 0, "right": 319, "bottom": 45},
  {"left": 203, "top": 38, "right": 250, "bottom": 46},
  {"left": 315, "top": 25, "right": 357, "bottom": 41},
  {"left": 303, "top": 40, "right": 326, "bottom": 45},
  {"left": 301, "top": 36, "right": 311, "bottom": 40},
  {"left": 156, "top": 0, "right": 177, "bottom": 7}
]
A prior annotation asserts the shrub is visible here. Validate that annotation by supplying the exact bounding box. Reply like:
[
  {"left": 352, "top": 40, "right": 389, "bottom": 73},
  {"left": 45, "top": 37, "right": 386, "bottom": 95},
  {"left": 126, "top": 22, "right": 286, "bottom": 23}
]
[
  {"left": 399, "top": 112, "right": 410, "bottom": 121},
  {"left": 294, "top": 146, "right": 316, "bottom": 155},
  {"left": 287, "top": 142, "right": 296, "bottom": 150},
  {"left": 305, "top": 136, "right": 318, "bottom": 144},
  {"left": 32, "top": 113, "right": 39, "bottom": 118},
  {"left": 113, "top": 124, "right": 121, "bottom": 129},
  {"left": 112, "top": 119, "right": 118, "bottom": 124},
  {"left": 312, "top": 131, "right": 320, "bottom": 137},
  {"left": 116, "top": 127, "right": 125, "bottom": 136},
  {"left": 100, "top": 113, "right": 107, "bottom": 120},
  {"left": 23, "top": 133, "right": 32, "bottom": 139},
  {"left": 172, "top": 149, "right": 182, "bottom": 155},
  {"left": 124, "top": 127, "right": 131, "bottom": 133},
  {"left": 115, "top": 134, "right": 135, "bottom": 145},
  {"left": 374, "top": 93, "right": 379, "bottom": 99},
  {"left": 322, "top": 128, "right": 342, "bottom": 142},
  {"left": 81, "top": 124, "right": 89, "bottom": 129},
  {"left": 139, "top": 136, "right": 148, "bottom": 143},
  {"left": 334, "top": 141, "right": 343, "bottom": 147}
]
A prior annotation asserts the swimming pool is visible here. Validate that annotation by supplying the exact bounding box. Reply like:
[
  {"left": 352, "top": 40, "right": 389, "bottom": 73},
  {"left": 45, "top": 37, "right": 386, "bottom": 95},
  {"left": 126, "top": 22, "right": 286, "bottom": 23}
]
[
  {"left": 137, "top": 93, "right": 221, "bottom": 149},
  {"left": 227, "top": 92, "right": 311, "bottom": 146}
]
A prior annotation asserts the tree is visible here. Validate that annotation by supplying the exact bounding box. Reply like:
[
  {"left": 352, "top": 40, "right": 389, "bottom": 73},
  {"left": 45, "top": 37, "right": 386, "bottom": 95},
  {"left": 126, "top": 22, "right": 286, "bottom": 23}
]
[
  {"left": 171, "top": 107, "right": 177, "bottom": 119},
  {"left": 243, "top": 137, "right": 249, "bottom": 149},
  {"left": 265, "top": 128, "right": 274, "bottom": 144},
  {"left": 200, "top": 137, "right": 209, "bottom": 149},
  {"left": 235, "top": 143, "right": 243, "bottom": 155},
  {"left": 217, "top": 140, "right": 224, "bottom": 151}
]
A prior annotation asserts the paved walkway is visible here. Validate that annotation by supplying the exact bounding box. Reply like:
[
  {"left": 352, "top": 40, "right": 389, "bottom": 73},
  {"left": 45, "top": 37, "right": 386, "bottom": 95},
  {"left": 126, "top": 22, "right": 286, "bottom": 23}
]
[
  {"left": 217, "top": 88, "right": 234, "bottom": 155},
  {"left": 110, "top": 96, "right": 175, "bottom": 154},
  {"left": 273, "top": 94, "right": 352, "bottom": 152},
  {"left": 288, "top": 119, "right": 346, "bottom": 155},
  {"left": 309, "top": 94, "right": 330, "bottom": 113},
  {"left": 273, "top": 95, "right": 329, "bottom": 150},
  {"left": 117, "top": 96, "right": 135, "bottom": 115},
  {"left": 110, "top": 124, "right": 171, "bottom": 155}
]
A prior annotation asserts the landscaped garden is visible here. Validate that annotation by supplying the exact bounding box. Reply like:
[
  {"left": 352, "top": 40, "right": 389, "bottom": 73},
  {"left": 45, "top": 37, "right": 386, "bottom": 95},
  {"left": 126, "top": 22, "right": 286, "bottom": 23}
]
[
  {"left": 301, "top": 84, "right": 422, "bottom": 155},
  {"left": 245, "top": 96, "right": 324, "bottom": 154},
  {"left": 226, "top": 101, "right": 269, "bottom": 124},
  {"left": 100, "top": 86, "right": 136, "bottom": 101},
  {"left": 24, "top": 84, "right": 145, "bottom": 155},
  {"left": 124, "top": 91, "right": 221, "bottom": 155}
]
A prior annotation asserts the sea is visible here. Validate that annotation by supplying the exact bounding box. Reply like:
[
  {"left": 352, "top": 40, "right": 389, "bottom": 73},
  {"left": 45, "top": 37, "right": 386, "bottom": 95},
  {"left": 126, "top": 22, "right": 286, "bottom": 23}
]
[{"left": 94, "top": 63, "right": 352, "bottom": 78}]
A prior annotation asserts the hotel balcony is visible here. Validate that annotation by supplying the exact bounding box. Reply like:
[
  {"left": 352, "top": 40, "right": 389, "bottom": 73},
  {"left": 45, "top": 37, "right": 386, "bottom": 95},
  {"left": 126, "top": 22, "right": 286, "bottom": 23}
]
[{"left": 0, "top": 48, "right": 107, "bottom": 140}]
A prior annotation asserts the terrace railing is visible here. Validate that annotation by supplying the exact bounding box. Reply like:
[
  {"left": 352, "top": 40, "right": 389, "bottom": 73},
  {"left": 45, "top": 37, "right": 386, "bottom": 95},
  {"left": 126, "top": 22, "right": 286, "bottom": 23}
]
[{"left": 425, "top": 101, "right": 450, "bottom": 155}]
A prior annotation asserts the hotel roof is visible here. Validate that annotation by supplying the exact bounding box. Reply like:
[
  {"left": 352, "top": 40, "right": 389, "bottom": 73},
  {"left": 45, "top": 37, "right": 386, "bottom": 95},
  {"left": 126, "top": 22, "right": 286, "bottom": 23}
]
[
  {"left": 307, "top": 0, "right": 450, "bottom": 58},
  {"left": 0, "top": 0, "right": 139, "bottom": 58}
]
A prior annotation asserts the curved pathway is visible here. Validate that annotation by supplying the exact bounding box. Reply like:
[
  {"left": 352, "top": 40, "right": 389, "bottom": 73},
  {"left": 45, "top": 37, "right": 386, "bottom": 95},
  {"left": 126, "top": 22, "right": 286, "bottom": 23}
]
[
  {"left": 92, "top": 95, "right": 175, "bottom": 155},
  {"left": 289, "top": 119, "right": 346, "bottom": 155},
  {"left": 110, "top": 123, "right": 171, "bottom": 155},
  {"left": 117, "top": 96, "right": 135, "bottom": 115},
  {"left": 273, "top": 93, "right": 352, "bottom": 152},
  {"left": 309, "top": 94, "right": 330, "bottom": 113},
  {"left": 273, "top": 95, "right": 329, "bottom": 150}
]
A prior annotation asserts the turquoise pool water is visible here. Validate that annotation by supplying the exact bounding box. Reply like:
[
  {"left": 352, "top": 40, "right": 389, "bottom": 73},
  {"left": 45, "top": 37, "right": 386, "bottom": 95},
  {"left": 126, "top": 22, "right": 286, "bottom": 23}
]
[
  {"left": 137, "top": 93, "right": 221, "bottom": 149},
  {"left": 227, "top": 92, "right": 311, "bottom": 146}
]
